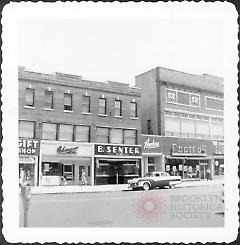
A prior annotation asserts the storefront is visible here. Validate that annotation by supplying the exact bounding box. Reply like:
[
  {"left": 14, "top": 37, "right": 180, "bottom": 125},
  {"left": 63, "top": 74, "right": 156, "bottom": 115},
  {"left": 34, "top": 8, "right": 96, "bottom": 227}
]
[
  {"left": 162, "top": 137, "right": 214, "bottom": 179},
  {"left": 39, "top": 140, "right": 94, "bottom": 186},
  {"left": 19, "top": 138, "right": 40, "bottom": 186},
  {"left": 212, "top": 140, "right": 224, "bottom": 176},
  {"left": 94, "top": 144, "right": 142, "bottom": 185},
  {"left": 140, "top": 135, "right": 164, "bottom": 175}
]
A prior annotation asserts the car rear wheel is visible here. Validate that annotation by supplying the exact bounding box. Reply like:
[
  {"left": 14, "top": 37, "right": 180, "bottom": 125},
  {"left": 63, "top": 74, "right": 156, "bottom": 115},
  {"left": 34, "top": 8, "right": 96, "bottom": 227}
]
[
  {"left": 169, "top": 184, "right": 175, "bottom": 189},
  {"left": 143, "top": 182, "right": 150, "bottom": 191}
]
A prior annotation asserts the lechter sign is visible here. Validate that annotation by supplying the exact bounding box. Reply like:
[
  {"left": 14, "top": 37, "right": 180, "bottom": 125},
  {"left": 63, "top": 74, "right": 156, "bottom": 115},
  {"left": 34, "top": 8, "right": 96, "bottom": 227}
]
[
  {"left": 19, "top": 139, "right": 40, "bottom": 155},
  {"left": 140, "top": 135, "right": 162, "bottom": 153},
  {"left": 171, "top": 143, "right": 207, "bottom": 156},
  {"left": 95, "top": 144, "right": 141, "bottom": 156}
]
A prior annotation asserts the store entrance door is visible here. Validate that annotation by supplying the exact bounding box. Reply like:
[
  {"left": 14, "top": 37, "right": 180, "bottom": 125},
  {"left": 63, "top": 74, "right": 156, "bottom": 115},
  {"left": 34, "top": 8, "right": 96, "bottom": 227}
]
[
  {"left": 109, "top": 163, "right": 124, "bottom": 184},
  {"left": 200, "top": 162, "right": 207, "bottom": 179},
  {"left": 63, "top": 164, "right": 74, "bottom": 183}
]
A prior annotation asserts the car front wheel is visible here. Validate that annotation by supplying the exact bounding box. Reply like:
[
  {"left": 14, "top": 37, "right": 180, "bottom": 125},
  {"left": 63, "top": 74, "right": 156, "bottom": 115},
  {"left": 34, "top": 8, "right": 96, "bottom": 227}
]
[
  {"left": 169, "top": 184, "right": 175, "bottom": 189},
  {"left": 143, "top": 182, "right": 150, "bottom": 191}
]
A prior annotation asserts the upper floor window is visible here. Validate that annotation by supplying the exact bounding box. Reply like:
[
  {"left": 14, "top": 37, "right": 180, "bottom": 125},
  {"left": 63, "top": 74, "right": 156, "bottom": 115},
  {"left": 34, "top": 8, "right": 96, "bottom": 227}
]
[
  {"left": 99, "top": 98, "right": 107, "bottom": 115},
  {"left": 82, "top": 95, "right": 90, "bottom": 113},
  {"left": 166, "top": 89, "right": 200, "bottom": 107},
  {"left": 124, "top": 129, "right": 137, "bottom": 145},
  {"left": 25, "top": 88, "right": 35, "bottom": 107},
  {"left": 42, "top": 122, "right": 57, "bottom": 140},
  {"left": 44, "top": 90, "right": 53, "bottom": 109},
  {"left": 130, "top": 102, "right": 137, "bottom": 118},
  {"left": 96, "top": 127, "right": 109, "bottom": 143},
  {"left": 19, "top": 120, "right": 35, "bottom": 138},
  {"left": 110, "top": 128, "right": 123, "bottom": 144},
  {"left": 74, "top": 125, "right": 90, "bottom": 142},
  {"left": 64, "top": 93, "right": 72, "bottom": 111},
  {"left": 115, "top": 100, "right": 122, "bottom": 116},
  {"left": 206, "top": 97, "right": 224, "bottom": 111},
  {"left": 58, "top": 124, "right": 73, "bottom": 141}
]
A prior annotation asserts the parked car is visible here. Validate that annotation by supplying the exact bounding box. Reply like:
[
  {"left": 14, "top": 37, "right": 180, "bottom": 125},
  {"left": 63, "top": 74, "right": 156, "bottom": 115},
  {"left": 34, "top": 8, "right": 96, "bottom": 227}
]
[{"left": 128, "top": 171, "right": 181, "bottom": 191}]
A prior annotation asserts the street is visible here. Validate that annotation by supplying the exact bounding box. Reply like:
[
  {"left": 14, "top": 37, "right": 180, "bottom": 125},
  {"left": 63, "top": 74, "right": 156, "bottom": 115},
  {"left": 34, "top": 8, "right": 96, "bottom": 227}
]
[{"left": 19, "top": 185, "right": 224, "bottom": 227}]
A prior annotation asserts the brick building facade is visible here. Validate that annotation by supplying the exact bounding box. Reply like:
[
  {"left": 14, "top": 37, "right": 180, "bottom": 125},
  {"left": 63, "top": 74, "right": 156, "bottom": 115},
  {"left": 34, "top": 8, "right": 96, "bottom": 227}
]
[
  {"left": 19, "top": 67, "right": 141, "bottom": 186},
  {"left": 136, "top": 67, "right": 224, "bottom": 179}
]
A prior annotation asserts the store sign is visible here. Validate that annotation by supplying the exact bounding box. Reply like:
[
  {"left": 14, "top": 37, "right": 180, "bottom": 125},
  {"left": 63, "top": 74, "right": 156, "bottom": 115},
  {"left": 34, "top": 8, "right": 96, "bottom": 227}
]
[
  {"left": 95, "top": 144, "right": 141, "bottom": 156},
  {"left": 19, "top": 139, "right": 40, "bottom": 155},
  {"left": 57, "top": 145, "right": 79, "bottom": 155},
  {"left": 140, "top": 135, "right": 162, "bottom": 153},
  {"left": 171, "top": 143, "right": 207, "bottom": 156}
]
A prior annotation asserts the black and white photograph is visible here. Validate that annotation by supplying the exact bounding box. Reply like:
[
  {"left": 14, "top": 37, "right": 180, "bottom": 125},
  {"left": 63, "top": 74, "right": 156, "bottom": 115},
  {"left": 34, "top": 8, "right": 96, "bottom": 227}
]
[{"left": 1, "top": 2, "right": 239, "bottom": 244}]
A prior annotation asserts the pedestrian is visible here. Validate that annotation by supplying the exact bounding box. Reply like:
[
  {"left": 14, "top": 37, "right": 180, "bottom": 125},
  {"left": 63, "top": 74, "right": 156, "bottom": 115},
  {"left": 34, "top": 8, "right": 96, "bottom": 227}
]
[
  {"left": 81, "top": 169, "right": 87, "bottom": 186},
  {"left": 206, "top": 169, "right": 211, "bottom": 181},
  {"left": 62, "top": 175, "right": 67, "bottom": 185}
]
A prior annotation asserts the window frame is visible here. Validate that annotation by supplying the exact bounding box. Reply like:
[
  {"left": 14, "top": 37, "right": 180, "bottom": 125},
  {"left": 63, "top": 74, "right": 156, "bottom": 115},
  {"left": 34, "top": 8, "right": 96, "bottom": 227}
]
[
  {"left": 19, "top": 120, "right": 35, "bottom": 139},
  {"left": 58, "top": 124, "right": 74, "bottom": 141},
  {"left": 64, "top": 93, "right": 73, "bottom": 111},
  {"left": 130, "top": 102, "right": 137, "bottom": 118},
  {"left": 42, "top": 122, "right": 57, "bottom": 140},
  {"left": 74, "top": 125, "right": 90, "bottom": 142},
  {"left": 205, "top": 96, "right": 224, "bottom": 111},
  {"left": 99, "top": 98, "right": 107, "bottom": 115},
  {"left": 115, "top": 99, "right": 122, "bottom": 117},
  {"left": 82, "top": 95, "right": 91, "bottom": 113},
  {"left": 44, "top": 90, "right": 54, "bottom": 110},
  {"left": 25, "top": 88, "right": 35, "bottom": 107}
]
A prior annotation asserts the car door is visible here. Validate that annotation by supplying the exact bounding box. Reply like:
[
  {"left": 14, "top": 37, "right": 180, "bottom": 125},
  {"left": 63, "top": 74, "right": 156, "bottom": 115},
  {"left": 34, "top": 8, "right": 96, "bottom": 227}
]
[{"left": 154, "top": 172, "right": 164, "bottom": 187}]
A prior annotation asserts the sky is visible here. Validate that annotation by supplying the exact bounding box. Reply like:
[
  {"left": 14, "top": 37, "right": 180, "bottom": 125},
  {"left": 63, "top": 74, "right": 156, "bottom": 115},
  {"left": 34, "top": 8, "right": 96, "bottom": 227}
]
[{"left": 18, "top": 19, "right": 224, "bottom": 85}]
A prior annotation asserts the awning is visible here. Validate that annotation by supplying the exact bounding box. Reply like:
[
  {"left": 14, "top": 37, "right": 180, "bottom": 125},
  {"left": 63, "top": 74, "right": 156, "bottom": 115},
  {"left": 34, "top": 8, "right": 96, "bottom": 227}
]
[{"left": 41, "top": 155, "right": 91, "bottom": 162}]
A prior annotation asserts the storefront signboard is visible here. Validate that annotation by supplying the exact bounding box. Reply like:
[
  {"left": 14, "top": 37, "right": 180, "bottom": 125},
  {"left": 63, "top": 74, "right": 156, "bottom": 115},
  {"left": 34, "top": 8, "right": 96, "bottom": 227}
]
[
  {"left": 19, "top": 139, "right": 40, "bottom": 155},
  {"left": 140, "top": 135, "right": 162, "bottom": 154},
  {"left": 57, "top": 145, "right": 79, "bottom": 155},
  {"left": 95, "top": 144, "right": 142, "bottom": 156}
]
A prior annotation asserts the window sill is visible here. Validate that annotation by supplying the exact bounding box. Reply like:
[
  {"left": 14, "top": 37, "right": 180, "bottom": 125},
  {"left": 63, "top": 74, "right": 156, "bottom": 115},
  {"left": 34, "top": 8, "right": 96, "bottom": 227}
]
[
  {"left": 130, "top": 117, "right": 138, "bottom": 120},
  {"left": 44, "top": 108, "right": 54, "bottom": 111},
  {"left": 115, "top": 115, "right": 123, "bottom": 118},
  {"left": 98, "top": 114, "right": 107, "bottom": 117},
  {"left": 64, "top": 110, "right": 73, "bottom": 113},
  {"left": 24, "top": 105, "right": 35, "bottom": 109},
  {"left": 82, "top": 112, "right": 91, "bottom": 115}
]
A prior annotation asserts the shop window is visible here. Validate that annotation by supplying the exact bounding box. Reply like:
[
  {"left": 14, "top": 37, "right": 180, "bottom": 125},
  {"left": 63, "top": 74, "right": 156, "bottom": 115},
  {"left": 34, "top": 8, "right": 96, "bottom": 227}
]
[
  {"left": 44, "top": 90, "right": 54, "bottom": 109},
  {"left": 96, "top": 127, "right": 109, "bottom": 143},
  {"left": 99, "top": 98, "right": 107, "bottom": 115},
  {"left": 25, "top": 88, "right": 35, "bottom": 107},
  {"left": 19, "top": 120, "right": 35, "bottom": 138},
  {"left": 42, "top": 122, "right": 57, "bottom": 140},
  {"left": 82, "top": 95, "right": 90, "bottom": 113},
  {"left": 123, "top": 129, "right": 137, "bottom": 145},
  {"left": 42, "top": 162, "right": 62, "bottom": 176},
  {"left": 130, "top": 102, "right": 137, "bottom": 118},
  {"left": 110, "top": 128, "right": 123, "bottom": 144},
  {"left": 115, "top": 100, "right": 122, "bottom": 116},
  {"left": 58, "top": 124, "right": 73, "bottom": 141},
  {"left": 96, "top": 163, "right": 110, "bottom": 176},
  {"left": 75, "top": 125, "right": 90, "bottom": 142},
  {"left": 123, "top": 162, "right": 140, "bottom": 175},
  {"left": 64, "top": 93, "right": 72, "bottom": 111}
]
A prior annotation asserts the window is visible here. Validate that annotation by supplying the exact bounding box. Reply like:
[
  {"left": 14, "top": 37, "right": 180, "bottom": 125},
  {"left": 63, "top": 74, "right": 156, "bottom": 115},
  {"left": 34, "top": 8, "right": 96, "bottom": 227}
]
[
  {"left": 212, "top": 122, "right": 224, "bottom": 139},
  {"left": 206, "top": 97, "right": 224, "bottom": 111},
  {"left": 130, "top": 102, "right": 137, "bottom": 118},
  {"left": 42, "top": 162, "right": 62, "bottom": 176},
  {"left": 124, "top": 129, "right": 137, "bottom": 145},
  {"left": 165, "top": 116, "right": 181, "bottom": 137},
  {"left": 42, "top": 123, "right": 57, "bottom": 140},
  {"left": 44, "top": 90, "right": 53, "bottom": 109},
  {"left": 19, "top": 120, "right": 35, "bottom": 138},
  {"left": 75, "top": 125, "right": 90, "bottom": 142},
  {"left": 58, "top": 124, "right": 73, "bottom": 141},
  {"left": 25, "top": 88, "right": 35, "bottom": 107},
  {"left": 196, "top": 120, "right": 210, "bottom": 139},
  {"left": 64, "top": 93, "right": 72, "bottom": 111},
  {"left": 166, "top": 89, "right": 177, "bottom": 103},
  {"left": 177, "top": 92, "right": 190, "bottom": 105},
  {"left": 96, "top": 127, "right": 109, "bottom": 143},
  {"left": 82, "top": 95, "right": 90, "bottom": 113},
  {"left": 110, "top": 128, "right": 123, "bottom": 144},
  {"left": 181, "top": 118, "right": 195, "bottom": 138},
  {"left": 115, "top": 100, "right": 122, "bottom": 116},
  {"left": 190, "top": 94, "right": 200, "bottom": 107},
  {"left": 147, "top": 120, "right": 153, "bottom": 135},
  {"left": 99, "top": 98, "right": 106, "bottom": 115}
]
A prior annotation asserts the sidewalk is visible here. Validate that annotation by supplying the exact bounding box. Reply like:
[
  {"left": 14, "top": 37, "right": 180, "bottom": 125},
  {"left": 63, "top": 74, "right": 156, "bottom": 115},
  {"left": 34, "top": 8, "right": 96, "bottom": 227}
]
[{"left": 28, "top": 178, "right": 224, "bottom": 195}]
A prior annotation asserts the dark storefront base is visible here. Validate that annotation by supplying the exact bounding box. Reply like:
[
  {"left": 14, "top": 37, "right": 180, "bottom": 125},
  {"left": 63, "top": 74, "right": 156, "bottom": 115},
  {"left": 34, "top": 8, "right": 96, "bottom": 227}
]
[{"left": 95, "top": 159, "right": 141, "bottom": 185}]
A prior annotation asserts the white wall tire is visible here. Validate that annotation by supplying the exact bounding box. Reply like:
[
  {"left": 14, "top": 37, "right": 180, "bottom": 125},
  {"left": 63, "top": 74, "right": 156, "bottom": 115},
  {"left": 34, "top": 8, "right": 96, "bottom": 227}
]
[
  {"left": 143, "top": 182, "right": 150, "bottom": 191},
  {"left": 169, "top": 184, "right": 175, "bottom": 189}
]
